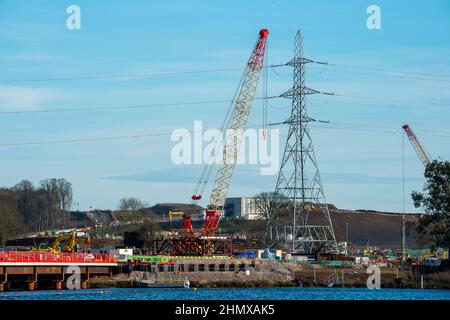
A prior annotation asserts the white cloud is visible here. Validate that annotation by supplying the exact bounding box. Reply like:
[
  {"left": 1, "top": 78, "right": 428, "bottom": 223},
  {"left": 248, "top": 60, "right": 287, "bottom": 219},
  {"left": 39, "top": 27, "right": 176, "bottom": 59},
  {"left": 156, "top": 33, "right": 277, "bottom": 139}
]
[{"left": 0, "top": 86, "right": 63, "bottom": 111}]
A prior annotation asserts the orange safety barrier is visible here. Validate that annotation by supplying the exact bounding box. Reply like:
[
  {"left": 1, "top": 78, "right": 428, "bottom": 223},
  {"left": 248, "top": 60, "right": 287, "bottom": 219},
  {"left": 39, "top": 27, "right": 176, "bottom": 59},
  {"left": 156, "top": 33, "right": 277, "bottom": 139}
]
[{"left": 0, "top": 251, "right": 116, "bottom": 264}]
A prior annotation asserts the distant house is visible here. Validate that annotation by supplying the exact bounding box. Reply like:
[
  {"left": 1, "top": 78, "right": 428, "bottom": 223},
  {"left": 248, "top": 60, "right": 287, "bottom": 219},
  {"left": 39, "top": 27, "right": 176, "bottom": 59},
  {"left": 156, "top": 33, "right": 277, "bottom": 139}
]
[
  {"left": 84, "top": 209, "right": 115, "bottom": 226},
  {"left": 224, "top": 197, "right": 261, "bottom": 220}
]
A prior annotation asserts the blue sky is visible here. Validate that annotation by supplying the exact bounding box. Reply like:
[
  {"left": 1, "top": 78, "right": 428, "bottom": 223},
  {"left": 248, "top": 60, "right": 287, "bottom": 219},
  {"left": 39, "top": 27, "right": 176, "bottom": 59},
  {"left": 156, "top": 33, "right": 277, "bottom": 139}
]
[{"left": 0, "top": 0, "right": 449, "bottom": 212}]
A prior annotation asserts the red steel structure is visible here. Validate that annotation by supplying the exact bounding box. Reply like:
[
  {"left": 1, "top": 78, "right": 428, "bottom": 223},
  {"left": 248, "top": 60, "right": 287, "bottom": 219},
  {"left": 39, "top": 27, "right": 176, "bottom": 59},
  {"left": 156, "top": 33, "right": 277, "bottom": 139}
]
[
  {"left": 0, "top": 251, "right": 116, "bottom": 265},
  {"left": 160, "top": 29, "right": 269, "bottom": 256}
]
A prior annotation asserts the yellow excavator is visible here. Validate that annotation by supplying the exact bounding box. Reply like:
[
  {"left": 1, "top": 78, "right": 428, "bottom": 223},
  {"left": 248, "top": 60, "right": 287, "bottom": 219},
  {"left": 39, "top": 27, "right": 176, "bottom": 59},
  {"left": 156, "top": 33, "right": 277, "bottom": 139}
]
[
  {"left": 419, "top": 252, "right": 437, "bottom": 262},
  {"left": 168, "top": 211, "right": 185, "bottom": 230},
  {"left": 35, "top": 232, "right": 90, "bottom": 254}
]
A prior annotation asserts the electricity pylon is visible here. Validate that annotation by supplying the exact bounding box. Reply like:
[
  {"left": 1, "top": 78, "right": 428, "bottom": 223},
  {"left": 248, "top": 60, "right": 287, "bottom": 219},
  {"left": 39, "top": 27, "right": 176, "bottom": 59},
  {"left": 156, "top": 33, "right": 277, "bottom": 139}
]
[{"left": 272, "top": 30, "right": 339, "bottom": 254}]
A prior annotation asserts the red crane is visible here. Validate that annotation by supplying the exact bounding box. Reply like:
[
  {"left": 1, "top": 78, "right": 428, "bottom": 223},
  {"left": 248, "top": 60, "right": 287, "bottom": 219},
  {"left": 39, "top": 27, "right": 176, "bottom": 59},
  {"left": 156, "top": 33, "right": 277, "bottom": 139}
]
[{"left": 184, "top": 29, "right": 269, "bottom": 240}]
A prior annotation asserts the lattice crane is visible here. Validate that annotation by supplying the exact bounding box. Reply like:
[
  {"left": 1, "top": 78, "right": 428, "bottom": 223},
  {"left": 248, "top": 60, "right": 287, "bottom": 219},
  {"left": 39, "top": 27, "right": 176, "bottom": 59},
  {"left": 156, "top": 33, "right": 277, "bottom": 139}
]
[
  {"left": 188, "top": 29, "right": 269, "bottom": 237},
  {"left": 402, "top": 124, "right": 431, "bottom": 167}
]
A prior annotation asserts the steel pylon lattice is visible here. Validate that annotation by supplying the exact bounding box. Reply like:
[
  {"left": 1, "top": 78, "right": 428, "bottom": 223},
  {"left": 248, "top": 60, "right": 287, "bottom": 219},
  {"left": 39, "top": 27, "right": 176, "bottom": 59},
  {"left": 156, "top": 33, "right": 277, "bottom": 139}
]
[{"left": 272, "top": 30, "right": 338, "bottom": 254}]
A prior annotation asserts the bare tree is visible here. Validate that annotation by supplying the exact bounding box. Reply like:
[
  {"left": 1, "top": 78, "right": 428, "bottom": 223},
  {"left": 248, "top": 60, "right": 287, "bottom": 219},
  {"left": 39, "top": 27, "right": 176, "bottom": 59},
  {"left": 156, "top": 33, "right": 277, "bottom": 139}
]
[
  {"left": 39, "top": 178, "right": 73, "bottom": 229},
  {"left": 34, "top": 189, "right": 48, "bottom": 232},
  {"left": 118, "top": 197, "right": 148, "bottom": 224},
  {"left": 255, "top": 191, "right": 288, "bottom": 245},
  {"left": 40, "top": 179, "right": 58, "bottom": 229},
  {"left": 13, "top": 180, "right": 35, "bottom": 229},
  {"left": 118, "top": 197, "right": 147, "bottom": 212},
  {"left": 0, "top": 202, "right": 23, "bottom": 245},
  {"left": 255, "top": 191, "right": 286, "bottom": 222},
  {"left": 56, "top": 178, "right": 73, "bottom": 227},
  {"left": 1, "top": 178, "right": 74, "bottom": 234}
]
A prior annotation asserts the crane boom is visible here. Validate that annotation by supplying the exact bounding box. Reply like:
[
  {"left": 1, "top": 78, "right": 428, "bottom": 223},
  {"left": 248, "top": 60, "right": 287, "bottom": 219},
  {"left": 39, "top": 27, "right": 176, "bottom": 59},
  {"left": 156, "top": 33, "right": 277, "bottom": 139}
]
[
  {"left": 200, "top": 29, "right": 269, "bottom": 236},
  {"left": 402, "top": 124, "right": 431, "bottom": 167}
]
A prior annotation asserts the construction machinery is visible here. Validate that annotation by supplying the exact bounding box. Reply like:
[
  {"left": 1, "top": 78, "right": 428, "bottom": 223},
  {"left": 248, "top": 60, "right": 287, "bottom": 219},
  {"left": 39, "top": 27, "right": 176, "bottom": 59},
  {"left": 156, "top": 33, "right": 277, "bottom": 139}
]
[
  {"left": 168, "top": 211, "right": 185, "bottom": 230},
  {"left": 34, "top": 232, "right": 90, "bottom": 254},
  {"left": 189, "top": 28, "right": 269, "bottom": 235},
  {"left": 154, "top": 29, "right": 269, "bottom": 255},
  {"left": 419, "top": 251, "right": 437, "bottom": 262},
  {"left": 401, "top": 123, "right": 432, "bottom": 263},
  {"left": 402, "top": 124, "right": 431, "bottom": 167}
]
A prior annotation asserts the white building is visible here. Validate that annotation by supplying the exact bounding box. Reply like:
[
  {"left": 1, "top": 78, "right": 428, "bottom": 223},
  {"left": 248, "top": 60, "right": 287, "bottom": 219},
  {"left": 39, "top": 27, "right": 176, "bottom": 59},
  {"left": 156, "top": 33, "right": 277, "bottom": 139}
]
[{"left": 224, "top": 197, "right": 262, "bottom": 220}]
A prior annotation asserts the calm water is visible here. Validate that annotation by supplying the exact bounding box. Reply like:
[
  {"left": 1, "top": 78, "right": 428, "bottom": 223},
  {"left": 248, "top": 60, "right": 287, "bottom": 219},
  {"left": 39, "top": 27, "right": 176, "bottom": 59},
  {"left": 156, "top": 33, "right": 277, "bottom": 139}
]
[{"left": 0, "top": 287, "right": 449, "bottom": 300}]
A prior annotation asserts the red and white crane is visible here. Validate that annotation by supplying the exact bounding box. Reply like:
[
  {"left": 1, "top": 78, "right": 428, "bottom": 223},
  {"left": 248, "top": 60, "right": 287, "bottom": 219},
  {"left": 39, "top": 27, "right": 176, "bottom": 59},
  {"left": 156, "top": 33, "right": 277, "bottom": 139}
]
[
  {"left": 402, "top": 124, "right": 431, "bottom": 167},
  {"left": 185, "top": 29, "right": 269, "bottom": 237}
]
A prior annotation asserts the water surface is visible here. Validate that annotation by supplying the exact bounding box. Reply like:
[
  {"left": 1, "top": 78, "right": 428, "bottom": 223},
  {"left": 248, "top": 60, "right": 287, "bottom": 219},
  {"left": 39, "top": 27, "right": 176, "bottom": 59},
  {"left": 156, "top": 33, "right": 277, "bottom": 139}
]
[{"left": 1, "top": 287, "right": 449, "bottom": 300}]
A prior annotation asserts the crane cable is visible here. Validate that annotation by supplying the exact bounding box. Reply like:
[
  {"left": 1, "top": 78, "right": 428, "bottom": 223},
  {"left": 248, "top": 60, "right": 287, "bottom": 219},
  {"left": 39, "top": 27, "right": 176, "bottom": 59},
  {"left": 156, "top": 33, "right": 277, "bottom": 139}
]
[
  {"left": 192, "top": 35, "right": 273, "bottom": 203},
  {"left": 262, "top": 41, "right": 269, "bottom": 139},
  {"left": 191, "top": 64, "right": 247, "bottom": 202}
]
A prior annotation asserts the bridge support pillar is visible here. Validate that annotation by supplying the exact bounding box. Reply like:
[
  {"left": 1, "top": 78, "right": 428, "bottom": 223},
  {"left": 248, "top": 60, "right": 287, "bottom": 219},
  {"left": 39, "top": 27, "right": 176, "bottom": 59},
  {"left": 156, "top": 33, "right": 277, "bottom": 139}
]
[
  {"left": 54, "top": 280, "right": 63, "bottom": 290},
  {"left": 26, "top": 280, "right": 36, "bottom": 291},
  {"left": 0, "top": 273, "right": 8, "bottom": 291},
  {"left": 80, "top": 269, "right": 90, "bottom": 289}
]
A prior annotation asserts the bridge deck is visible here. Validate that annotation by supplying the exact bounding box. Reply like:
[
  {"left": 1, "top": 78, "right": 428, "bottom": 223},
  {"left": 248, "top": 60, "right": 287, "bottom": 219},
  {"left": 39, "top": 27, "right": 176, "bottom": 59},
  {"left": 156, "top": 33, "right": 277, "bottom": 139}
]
[{"left": 0, "top": 251, "right": 118, "bottom": 266}]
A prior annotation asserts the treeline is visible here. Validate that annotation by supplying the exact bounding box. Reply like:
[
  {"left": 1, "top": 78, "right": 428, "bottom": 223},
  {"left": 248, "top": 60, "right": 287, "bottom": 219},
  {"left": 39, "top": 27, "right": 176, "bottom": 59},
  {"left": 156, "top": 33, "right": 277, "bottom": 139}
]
[{"left": 0, "top": 178, "right": 73, "bottom": 244}]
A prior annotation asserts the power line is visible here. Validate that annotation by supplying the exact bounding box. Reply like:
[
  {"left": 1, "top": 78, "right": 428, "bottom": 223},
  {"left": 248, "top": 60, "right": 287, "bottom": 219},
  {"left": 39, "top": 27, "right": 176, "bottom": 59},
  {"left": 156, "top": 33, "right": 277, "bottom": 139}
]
[
  {"left": 1, "top": 121, "right": 449, "bottom": 148},
  {"left": 0, "top": 123, "right": 276, "bottom": 147},
  {"left": 307, "top": 97, "right": 450, "bottom": 110},
  {"left": 307, "top": 66, "right": 450, "bottom": 83},
  {"left": 310, "top": 123, "right": 450, "bottom": 137},
  {"left": 0, "top": 132, "right": 173, "bottom": 147},
  {"left": 325, "top": 63, "right": 450, "bottom": 80},
  {"left": 0, "top": 96, "right": 279, "bottom": 115},
  {"left": 1, "top": 92, "right": 448, "bottom": 116},
  {"left": 332, "top": 93, "right": 450, "bottom": 107},
  {"left": 0, "top": 99, "right": 232, "bottom": 115},
  {"left": 2, "top": 60, "right": 448, "bottom": 84},
  {"left": 0, "top": 67, "right": 242, "bottom": 83},
  {"left": 0, "top": 64, "right": 287, "bottom": 83}
]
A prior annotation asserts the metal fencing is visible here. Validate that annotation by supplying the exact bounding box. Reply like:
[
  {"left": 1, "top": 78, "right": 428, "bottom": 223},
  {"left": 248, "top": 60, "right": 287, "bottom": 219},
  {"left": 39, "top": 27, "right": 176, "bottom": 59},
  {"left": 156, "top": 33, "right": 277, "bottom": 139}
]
[{"left": 0, "top": 251, "right": 116, "bottom": 264}]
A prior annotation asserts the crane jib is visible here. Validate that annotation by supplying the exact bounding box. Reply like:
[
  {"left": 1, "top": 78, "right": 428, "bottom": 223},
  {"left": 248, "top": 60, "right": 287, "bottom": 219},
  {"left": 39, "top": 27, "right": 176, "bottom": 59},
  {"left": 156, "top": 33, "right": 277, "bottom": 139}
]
[{"left": 402, "top": 124, "right": 431, "bottom": 167}]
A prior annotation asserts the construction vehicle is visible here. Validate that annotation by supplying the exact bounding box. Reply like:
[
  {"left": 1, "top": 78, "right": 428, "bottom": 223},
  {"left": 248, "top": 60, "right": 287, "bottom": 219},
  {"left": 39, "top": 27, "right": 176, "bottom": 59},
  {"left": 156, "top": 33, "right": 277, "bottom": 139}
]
[
  {"left": 154, "top": 29, "right": 269, "bottom": 256},
  {"left": 34, "top": 232, "right": 90, "bottom": 254},
  {"left": 418, "top": 251, "right": 437, "bottom": 262},
  {"left": 402, "top": 124, "right": 431, "bottom": 167},
  {"left": 168, "top": 211, "right": 186, "bottom": 230}
]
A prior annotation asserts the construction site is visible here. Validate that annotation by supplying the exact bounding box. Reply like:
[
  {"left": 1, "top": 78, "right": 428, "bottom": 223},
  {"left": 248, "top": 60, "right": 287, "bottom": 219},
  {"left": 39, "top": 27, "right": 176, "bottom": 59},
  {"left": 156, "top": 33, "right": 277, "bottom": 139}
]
[{"left": 1, "top": 26, "right": 449, "bottom": 293}]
